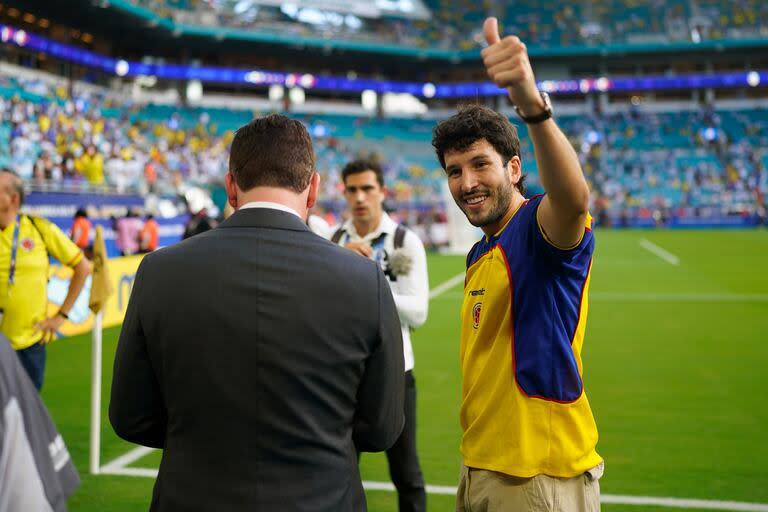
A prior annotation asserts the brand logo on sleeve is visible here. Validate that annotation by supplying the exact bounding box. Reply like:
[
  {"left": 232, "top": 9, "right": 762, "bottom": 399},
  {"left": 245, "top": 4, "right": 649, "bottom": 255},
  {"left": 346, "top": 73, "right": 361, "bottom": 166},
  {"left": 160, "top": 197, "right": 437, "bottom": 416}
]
[{"left": 472, "top": 302, "right": 482, "bottom": 329}]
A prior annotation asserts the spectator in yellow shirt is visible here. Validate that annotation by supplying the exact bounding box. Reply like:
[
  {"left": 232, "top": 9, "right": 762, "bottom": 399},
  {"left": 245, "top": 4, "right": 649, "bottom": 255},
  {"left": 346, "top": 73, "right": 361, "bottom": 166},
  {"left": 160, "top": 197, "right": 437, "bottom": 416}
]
[
  {"left": 0, "top": 169, "right": 91, "bottom": 390},
  {"left": 76, "top": 145, "right": 104, "bottom": 185}
]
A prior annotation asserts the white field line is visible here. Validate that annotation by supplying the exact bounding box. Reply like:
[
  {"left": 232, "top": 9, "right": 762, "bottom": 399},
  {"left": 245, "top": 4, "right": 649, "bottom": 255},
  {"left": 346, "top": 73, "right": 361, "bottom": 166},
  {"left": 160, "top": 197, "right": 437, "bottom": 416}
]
[
  {"left": 100, "top": 469, "right": 768, "bottom": 511},
  {"left": 601, "top": 494, "right": 768, "bottom": 511},
  {"left": 100, "top": 466, "right": 158, "bottom": 478},
  {"left": 100, "top": 446, "right": 155, "bottom": 473},
  {"left": 592, "top": 292, "right": 768, "bottom": 302},
  {"left": 432, "top": 291, "right": 768, "bottom": 302},
  {"left": 640, "top": 238, "right": 681, "bottom": 265},
  {"left": 428, "top": 272, "right": 465, "bottom": 299}
]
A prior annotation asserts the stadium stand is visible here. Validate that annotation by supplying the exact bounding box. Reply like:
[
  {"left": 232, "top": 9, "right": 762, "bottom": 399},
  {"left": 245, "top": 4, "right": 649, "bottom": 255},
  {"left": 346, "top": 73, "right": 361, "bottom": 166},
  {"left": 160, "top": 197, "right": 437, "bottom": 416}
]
[
  {"left": 119, "top": 0, "right": 768, "bottom": 51},
  {"left": 4, "top": 65, "right": 767, "bottom": 236}
]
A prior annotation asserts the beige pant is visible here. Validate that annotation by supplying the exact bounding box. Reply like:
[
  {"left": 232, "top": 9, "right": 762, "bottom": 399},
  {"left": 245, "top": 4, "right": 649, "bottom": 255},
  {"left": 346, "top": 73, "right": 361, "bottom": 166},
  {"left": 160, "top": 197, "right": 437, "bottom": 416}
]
[{"left": 456, "top": 465, "right": 601, "bottom": 512}]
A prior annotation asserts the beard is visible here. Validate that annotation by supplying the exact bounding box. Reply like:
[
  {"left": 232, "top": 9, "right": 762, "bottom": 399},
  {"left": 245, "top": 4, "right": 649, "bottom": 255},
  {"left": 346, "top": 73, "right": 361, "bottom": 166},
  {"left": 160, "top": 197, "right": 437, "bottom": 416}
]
[{"left": 456, "top": 175, "right": 515, "bottom": 228}]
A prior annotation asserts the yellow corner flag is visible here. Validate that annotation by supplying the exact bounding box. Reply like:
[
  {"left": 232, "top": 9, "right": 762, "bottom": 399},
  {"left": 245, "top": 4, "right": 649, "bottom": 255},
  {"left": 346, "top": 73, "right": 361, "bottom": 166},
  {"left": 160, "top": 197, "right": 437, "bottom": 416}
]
[{"left": 88, "top": 225, "right": 113, "bottom": 314}]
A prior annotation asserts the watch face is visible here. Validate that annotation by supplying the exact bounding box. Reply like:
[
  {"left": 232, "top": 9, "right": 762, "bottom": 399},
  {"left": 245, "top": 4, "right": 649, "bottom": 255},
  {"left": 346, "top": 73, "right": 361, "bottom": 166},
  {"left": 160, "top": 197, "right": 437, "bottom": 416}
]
[
  {"left": 515, "top": 92, "right": 552, "bottom": 123},
  {"left": 541, "top": 92, "right": 552, "bottom": 110}
]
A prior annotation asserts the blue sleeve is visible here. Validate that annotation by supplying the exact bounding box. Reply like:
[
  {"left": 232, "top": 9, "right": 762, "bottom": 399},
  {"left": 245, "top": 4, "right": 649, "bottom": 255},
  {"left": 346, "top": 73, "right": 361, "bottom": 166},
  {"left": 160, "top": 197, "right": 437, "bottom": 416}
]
[{"left": 503, "top": 194, "right": 594, "bottom": 275}]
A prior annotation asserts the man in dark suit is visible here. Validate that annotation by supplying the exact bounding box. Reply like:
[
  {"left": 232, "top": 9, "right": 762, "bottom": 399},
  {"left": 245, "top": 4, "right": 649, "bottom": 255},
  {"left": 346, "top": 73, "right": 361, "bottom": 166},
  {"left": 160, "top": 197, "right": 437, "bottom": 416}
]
[{"left": 109, "top": 114, "right": 405, "bottom": 512}]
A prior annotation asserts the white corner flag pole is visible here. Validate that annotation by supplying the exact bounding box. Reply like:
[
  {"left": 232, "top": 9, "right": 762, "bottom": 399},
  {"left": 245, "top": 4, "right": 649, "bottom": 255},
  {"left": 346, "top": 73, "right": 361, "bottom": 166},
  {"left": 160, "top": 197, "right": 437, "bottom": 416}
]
[{"left": 89, "top": 310, "right": 103, "bottom": 474}]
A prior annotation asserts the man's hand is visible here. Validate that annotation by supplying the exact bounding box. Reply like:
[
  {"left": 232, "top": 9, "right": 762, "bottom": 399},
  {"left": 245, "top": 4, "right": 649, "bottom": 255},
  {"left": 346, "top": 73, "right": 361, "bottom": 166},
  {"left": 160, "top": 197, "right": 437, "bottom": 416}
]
[
  {"left": 345, "top": 242, "right": 373, "bottom": 258},
  {"left": 481, "top": 17, "right": 544, "bottom": 117},
  {"left": 33, "top": 315, "right": 66, "bottom": 344}
]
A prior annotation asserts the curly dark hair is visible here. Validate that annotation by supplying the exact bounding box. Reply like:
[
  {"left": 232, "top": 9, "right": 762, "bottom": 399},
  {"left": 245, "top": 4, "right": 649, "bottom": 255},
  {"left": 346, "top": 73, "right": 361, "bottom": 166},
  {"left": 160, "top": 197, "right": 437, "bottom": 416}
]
[
  {"left": 432, "top": 104, "right": 526, "bottom": 194},
  {"left": 341, "top": 159, "right": 384, "bottom": 187}
]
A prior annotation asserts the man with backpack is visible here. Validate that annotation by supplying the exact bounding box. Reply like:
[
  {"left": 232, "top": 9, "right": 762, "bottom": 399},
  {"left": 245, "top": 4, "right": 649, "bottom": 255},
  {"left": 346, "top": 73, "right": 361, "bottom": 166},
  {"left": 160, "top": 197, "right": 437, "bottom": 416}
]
[
  {"left": 0, "top": 169, "right": 91, "bottom": 390},
  {"left": 332, "top": 159, "right": 430, "bottom": 512}
]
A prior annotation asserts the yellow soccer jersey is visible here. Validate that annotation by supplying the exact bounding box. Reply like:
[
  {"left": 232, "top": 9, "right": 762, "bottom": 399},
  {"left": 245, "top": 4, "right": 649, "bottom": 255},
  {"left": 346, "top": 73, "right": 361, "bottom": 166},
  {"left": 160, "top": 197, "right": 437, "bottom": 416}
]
[
  {"left": 0, "top": 215, "right": 83, "bottom": 350},
  {"left": 460, "top": 194, "right": 601, "bottom": 478}
]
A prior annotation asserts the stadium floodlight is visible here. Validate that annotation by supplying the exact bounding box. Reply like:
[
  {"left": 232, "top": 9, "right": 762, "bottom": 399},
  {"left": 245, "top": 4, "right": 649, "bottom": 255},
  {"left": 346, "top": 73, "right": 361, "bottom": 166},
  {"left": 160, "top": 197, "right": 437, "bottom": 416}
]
[
  {"left": 540, "top": 80, "right": 557, "bottom": 94},
  {"left": 245, "top": 71, "right": 266, "bottom": 85},
  {"left": 13, "top": 29, "right": 27, "bottom": 46},
  {"left": 186, "top": 80, "right": 203, "bottom": 103},
  {"left": 362, "top": 89, "right": 378, "bottom": 111},
  {"left": 422, "top": 82, "right": 436, "bottom": 98},
  {"left": 596, "top": 77, "right": 610, "bottom": 92},
  {"left": 299, "top": 74, "right": 316, "bottom": 89},
  {"left": 289, "top": 87, "right": 305, "bottom": 105},
  {"left": 269, "top": 84, "right": 285, "bottom": 102},
  {"left": 285, "top": 73, "right": 298, "bottom": 88},
  {"left": 746, "top": 71, "right": 760, "bottom": 87},
  {"left": 115, "top": 59, "right": 130, "bottom": 77}
]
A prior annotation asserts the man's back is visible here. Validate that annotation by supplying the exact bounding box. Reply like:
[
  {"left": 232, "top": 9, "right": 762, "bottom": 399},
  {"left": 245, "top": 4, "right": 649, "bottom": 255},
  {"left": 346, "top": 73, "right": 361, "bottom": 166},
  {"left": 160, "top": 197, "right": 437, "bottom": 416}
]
[{"left": 110, "top": 208, "right": 404, "bottom": 512}]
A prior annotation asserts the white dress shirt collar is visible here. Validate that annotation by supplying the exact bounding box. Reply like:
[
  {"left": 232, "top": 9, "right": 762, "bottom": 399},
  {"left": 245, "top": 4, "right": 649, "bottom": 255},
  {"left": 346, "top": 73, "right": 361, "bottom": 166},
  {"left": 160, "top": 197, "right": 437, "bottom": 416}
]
[
  {"left": 239, "top": 201, "right": 302, "bottom": 219},
  {"left": 342, "top": 212, "right": 397, "bottom": 242}
]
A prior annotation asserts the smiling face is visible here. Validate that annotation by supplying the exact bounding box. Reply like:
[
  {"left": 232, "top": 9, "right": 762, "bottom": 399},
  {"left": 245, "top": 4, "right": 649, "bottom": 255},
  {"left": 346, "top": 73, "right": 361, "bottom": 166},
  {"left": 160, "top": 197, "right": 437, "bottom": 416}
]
[{"left": 444, "top": 138, "right": 522, "bottom": 235}]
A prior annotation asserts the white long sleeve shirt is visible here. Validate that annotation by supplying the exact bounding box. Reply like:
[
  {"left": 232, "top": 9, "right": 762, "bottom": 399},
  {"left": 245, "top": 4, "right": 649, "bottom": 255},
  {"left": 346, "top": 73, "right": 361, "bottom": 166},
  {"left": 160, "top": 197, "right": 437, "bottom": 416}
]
[{"left": 334, "top": 213, "right": 429, "bottom": 372}]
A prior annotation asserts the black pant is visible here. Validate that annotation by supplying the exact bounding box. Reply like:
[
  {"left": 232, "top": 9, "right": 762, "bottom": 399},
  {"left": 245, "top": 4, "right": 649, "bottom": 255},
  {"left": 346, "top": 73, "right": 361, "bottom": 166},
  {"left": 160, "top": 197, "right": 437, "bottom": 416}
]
[
  {"left": 16, "top": 341, "right": 46, "bottom": 391},
  {"left": 385, "top": 370, "right": 426, "bottom": 512}
]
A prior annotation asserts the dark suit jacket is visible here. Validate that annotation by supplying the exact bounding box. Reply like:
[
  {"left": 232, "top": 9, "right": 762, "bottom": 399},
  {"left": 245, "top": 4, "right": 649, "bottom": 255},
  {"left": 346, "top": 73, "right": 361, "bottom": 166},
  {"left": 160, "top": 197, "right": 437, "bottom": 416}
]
[{"left": 109, "top": 207, "right": 404, "bottom": 512}]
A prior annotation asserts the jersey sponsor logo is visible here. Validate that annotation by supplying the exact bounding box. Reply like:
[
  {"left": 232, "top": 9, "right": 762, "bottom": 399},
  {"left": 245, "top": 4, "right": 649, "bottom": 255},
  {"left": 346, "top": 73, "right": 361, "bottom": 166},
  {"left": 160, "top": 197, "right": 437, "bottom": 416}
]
[
  {"left": 469, "top": 288, "right": 485, "bottom": 296},
  {"left": 472, "top": 302, "right": 482, "bottom": 329},
  {"left": 20, "top": 237, "right": 34, "bottom": 252}
]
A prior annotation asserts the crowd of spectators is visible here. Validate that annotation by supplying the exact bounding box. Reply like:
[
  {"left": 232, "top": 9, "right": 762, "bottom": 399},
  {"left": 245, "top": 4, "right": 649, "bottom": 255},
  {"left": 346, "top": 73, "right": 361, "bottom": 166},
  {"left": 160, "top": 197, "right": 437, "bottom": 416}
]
[{"left": 4, "top": 72, "right": 767, "bottom": 227}]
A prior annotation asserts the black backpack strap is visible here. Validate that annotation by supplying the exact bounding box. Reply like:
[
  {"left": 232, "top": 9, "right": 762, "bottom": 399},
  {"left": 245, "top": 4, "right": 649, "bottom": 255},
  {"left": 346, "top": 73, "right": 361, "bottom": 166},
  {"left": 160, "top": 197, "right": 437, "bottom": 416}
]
[
  {"left": 331, "top": 227, "right": 346, "bottom": 244},
  {"left": 394, "top": 224, "right": 407, "bottom": 249}
]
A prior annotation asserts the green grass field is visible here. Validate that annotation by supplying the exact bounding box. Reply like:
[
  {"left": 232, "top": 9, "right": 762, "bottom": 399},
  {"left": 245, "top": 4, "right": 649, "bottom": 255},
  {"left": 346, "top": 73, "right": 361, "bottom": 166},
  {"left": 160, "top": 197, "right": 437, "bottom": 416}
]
[{"left": 41, "top": 229, "right": 768, "bottom": 511}]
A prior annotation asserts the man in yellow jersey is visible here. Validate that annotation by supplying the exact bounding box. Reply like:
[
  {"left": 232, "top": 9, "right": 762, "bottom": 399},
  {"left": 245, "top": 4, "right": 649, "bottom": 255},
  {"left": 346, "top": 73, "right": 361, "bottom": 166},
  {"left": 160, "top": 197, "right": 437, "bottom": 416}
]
[
  {"left": 431, "top": 18, "right": 602, "bottom": 512},
  {"left": 0, "top": 169, "right": 91, "bottom": 391}
]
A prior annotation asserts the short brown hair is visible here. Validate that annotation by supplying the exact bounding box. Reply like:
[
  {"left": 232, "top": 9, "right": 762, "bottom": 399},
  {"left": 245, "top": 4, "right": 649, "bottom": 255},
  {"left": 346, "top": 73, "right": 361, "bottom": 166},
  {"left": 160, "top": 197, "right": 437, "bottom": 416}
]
[
  {"left": 341, "top": 159, "right": 384, "bottom": 187},
  {"left": 229, "top": 114, "right": 315, "bottom": 193},
  {"left": 432, "top": 104, "right": 526, "bottom": 194}
]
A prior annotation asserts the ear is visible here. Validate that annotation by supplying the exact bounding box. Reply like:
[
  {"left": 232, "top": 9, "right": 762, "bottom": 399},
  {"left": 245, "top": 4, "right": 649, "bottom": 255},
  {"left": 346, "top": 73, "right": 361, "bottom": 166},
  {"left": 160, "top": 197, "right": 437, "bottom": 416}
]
[
  {"left": 380, "top": 184, "right": 389, "bottom": 202},
  {"left": 507, "top": 156, "right": 522, "bottom": 186},
  {"left": 306, "top": 172, "right": 320, "bottom": 209},
  {"left": 225, "top": 172, "right": 238, "bottom": 209}
]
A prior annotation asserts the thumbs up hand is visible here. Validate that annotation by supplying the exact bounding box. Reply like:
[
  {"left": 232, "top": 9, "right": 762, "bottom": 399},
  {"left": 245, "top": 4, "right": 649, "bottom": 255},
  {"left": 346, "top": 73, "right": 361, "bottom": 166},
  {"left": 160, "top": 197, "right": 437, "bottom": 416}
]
[{"left": 481, "top": 17, "right": 544, "bottom": 118}]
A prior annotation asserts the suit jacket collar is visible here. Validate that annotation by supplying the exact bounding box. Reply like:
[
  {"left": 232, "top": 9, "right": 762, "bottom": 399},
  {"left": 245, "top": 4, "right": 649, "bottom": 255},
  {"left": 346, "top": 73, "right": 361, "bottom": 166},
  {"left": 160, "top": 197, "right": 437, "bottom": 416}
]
[{"left": 219, "top": 207, "right": 310, "bottom": 232}]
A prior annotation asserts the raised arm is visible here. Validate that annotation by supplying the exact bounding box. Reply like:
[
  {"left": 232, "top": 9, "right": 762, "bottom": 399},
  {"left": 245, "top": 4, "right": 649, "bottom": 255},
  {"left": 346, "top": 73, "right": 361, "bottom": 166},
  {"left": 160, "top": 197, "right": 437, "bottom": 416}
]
[{"left": 481, "top": 17, "right": 589, "bottom": 248}]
